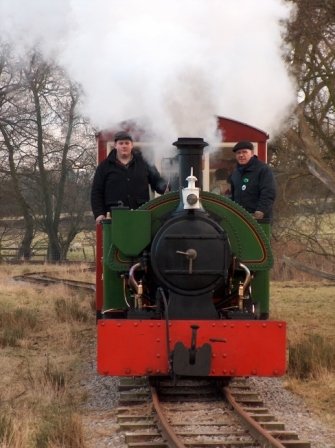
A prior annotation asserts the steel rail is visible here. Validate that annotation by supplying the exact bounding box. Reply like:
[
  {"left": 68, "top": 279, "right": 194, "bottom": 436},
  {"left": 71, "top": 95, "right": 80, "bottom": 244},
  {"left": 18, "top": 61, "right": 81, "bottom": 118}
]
[
  {"left": 223, "top": 385, "right": 286, "bottom": 448},
  {"left": 13, "top": 272, "right": 95, "bottom": 291},
  {"left": 150, "top": 384, "right": 186, "bottom": 448}
]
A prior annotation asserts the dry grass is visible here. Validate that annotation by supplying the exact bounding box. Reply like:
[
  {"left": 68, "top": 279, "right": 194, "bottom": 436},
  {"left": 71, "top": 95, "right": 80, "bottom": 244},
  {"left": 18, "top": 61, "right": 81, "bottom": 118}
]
[
  {"left": 1, "top": 264, "right": 334, "bottom": 443},
  {"left": 0, "top": 263, "right": 95, "bottom": 447},
  {"left": 271, "top": 281, "right": 335, "bottom": 425},
  {"left": 43, "top": 263, "right": 95, "bottom": 283}
]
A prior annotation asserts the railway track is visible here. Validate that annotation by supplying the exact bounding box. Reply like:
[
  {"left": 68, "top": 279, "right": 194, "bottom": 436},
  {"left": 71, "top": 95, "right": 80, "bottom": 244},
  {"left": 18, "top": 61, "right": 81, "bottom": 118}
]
[
  {"left": 13, "top": 271, "right": 95, "bottom": 291},
  {"left": 117, "top": 377, "right": 311, "bottom": 448}
]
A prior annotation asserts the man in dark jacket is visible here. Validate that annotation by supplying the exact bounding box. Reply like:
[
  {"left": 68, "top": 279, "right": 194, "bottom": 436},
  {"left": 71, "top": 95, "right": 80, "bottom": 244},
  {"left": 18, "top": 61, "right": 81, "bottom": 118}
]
[
  {"left": 230, "top": 140, "right": 276, "bottom": 320},
  {"left": 230, "top": 140, "right": 276, "bottom": 224},
  {"left": 91, "top": 131, "right": 168, "bottom": 222}
]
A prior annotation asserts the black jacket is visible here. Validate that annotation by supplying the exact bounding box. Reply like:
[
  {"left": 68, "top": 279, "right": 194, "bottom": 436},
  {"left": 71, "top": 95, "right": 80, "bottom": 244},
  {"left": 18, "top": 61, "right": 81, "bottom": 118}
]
[
  {"left": 230, "top": 156, "right": 276, "bottom": 224},
  {"left": 91, "top": 149, "right": 167, "bottom": 218}
]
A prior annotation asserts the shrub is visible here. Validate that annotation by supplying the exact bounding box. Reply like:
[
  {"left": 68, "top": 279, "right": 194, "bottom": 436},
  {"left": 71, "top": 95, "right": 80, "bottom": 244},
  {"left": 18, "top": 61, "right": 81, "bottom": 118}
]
[
  {"left": 43, "top": 358, "right": 66, "bottom": 392},
  {"left": 0, "top": 414, "right": 13, "bottom": 444},
  {"left": 54, "top": 298, "right": 89, "bottom": 323},
  {"left": 0, "top": 308, "right": 38, "bottom": 347},
  {"left": 288, "top": 333, "right": 335, "bottom": 379},
  {"left": 35, "top": 405, "right": 84, "bottom": 448}
]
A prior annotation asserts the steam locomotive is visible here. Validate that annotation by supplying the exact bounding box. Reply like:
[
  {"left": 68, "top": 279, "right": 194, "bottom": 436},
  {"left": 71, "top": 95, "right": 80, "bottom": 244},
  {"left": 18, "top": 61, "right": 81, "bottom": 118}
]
[{"left": 96, "top": 132, "right": 286, "bottom": 378}]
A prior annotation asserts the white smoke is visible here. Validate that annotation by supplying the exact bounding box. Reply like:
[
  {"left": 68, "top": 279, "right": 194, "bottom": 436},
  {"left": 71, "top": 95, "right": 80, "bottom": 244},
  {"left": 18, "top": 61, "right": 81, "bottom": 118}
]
[{"left": 0, "top": 0, "right": 296, "bottom": 145}]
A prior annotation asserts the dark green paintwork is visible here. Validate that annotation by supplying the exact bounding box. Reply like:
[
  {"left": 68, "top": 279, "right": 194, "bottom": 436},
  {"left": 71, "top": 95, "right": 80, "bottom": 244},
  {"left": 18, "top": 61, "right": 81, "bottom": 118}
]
[
  {"left": 102, "top": 219, "right": 127, "bottom": 310},
  {"left": 140, "top": 191, "right": 273, "bottom": 270},
  {"left": 200, "top": 192, "right": 273, "bottom": 270},
  {"left": 112, "top": 209, "right": 151, "bottom": 256},
  {"left": 103, "top": 191, "right": 273, "bottom": 315},
  {"left": 251, "top": 223, "right": 271, "bottom": 316}
]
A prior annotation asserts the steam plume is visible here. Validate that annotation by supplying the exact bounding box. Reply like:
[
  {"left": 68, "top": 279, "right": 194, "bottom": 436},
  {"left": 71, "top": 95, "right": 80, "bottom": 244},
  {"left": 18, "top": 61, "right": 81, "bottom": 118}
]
[{"left": 0, "top": 0, "right": 296, "bottom": 144}]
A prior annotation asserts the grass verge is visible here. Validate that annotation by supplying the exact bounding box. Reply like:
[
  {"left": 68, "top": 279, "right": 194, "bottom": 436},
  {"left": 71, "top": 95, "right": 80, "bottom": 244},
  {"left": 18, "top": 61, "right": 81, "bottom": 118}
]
[
  {"left": 271, "top": 281, "right": 335, "bottom": 426},
  {"left": 0, "top": 263, "right": 95, "bottom": 447}
]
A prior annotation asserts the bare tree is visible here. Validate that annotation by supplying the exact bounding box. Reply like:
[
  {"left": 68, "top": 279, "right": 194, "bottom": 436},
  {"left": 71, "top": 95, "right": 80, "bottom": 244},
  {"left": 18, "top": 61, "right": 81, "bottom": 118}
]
[
  {"left": 283, "top": 0, "right": 335, "bottom": 188},
  {"left": 271, "top": 0, "right": 335, "bottom": 272},
  {"left": 0, "top": 45, "right": 95, "bottom": 261},
  {"left": 0, "top": 44, "right": 35, "bottom": 259}
]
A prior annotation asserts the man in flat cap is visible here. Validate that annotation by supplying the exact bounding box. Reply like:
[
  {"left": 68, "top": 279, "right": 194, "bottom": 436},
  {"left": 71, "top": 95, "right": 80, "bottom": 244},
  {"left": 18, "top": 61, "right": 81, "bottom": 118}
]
[
  {"left": 230, "top": 140, "right": 276, "bottom": 319},
  {"left": 91, "top": 131, "right": 168, "bottom": 222},
  {"left": 230, "top": 140, "right": 276, "bottom": 224}
]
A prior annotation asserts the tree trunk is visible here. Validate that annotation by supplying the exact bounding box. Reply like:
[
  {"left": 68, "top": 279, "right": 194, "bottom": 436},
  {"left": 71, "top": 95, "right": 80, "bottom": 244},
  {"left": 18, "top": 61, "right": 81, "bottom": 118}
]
[
  {"left": 17, "top": 214, "right": 34, "bottom": 260},
  {"left": 47, "top": 232, "right": 62, "bottom": 262}
]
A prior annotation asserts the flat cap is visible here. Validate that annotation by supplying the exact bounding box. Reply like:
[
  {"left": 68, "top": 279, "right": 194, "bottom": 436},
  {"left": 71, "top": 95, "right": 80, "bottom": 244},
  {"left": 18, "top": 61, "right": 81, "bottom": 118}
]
[
  {"left": 232, "top": 140, "right": 254, "bottom": 152},
  {"left": 114, "top": 131, "right": 133, "bottom": 142}
]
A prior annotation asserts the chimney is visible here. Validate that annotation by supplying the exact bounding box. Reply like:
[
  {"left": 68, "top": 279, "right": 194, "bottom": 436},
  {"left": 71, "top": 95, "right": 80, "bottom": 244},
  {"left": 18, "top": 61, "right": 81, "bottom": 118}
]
[{"left": 172, "top": 137, "right": 208, "bottom": 190}]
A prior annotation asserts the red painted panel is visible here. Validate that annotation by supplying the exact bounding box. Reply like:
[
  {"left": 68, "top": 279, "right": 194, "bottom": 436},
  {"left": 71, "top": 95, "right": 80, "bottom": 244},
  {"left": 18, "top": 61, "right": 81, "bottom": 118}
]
[
  {"left": 97, "top": 138, "right": 107, "bottom": 164},
  {"left": 217, "top": 116, "right": 269, "bottom": 142},
  {"left": 257, "top": 141, "right": 267, "bottom": 163},
  {"left": 217, "top": 117, "right": 269, "bottom": 163},
  {"left": 97, "top": 320, "right": 286, "bottom": 377}
]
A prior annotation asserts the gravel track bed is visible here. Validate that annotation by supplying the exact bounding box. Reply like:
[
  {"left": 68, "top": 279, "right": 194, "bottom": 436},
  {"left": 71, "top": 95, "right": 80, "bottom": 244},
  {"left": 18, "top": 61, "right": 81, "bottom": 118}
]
[
  {"left": 80, "top": 345, "right": 335, "bottom": 447},
  {"left": 80, "top": 357, "right": 126, "bottom": 448},
  {"left": 248, "top": 377, "right": 335, "bottom": 448}
]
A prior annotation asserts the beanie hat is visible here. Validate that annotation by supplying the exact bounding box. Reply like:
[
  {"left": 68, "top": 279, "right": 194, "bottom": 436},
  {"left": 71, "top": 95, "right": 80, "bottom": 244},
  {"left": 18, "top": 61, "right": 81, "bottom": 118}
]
[
  {"left": 232, "top": 140, "right": 254, "bottom": 152},
  {"left": 114, "top": 131, "right": 133, "bottom": 142}
]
